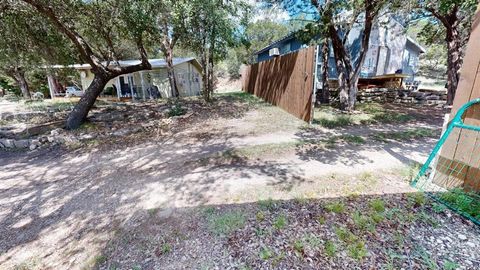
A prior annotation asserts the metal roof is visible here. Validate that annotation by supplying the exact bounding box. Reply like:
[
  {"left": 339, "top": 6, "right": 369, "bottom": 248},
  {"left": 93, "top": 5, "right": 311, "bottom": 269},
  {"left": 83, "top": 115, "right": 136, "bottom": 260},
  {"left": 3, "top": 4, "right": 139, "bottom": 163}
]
[
  {"left": 50, "top": 57, "right": 199, "bottom": 70},
  {"left": 406, "top": 36, "right": 426, "bottom": 54},
  {"left": 252, "top": 32, "right": 297, "bottom": 56}
]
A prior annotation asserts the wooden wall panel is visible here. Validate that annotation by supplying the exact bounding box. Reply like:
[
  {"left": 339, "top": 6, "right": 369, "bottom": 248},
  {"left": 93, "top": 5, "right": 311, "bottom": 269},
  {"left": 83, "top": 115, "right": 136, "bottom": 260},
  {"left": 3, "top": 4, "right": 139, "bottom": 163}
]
[
  {"left": 434, "top": 6, "right": 480, "bottom": 191},
  {"left": 242, "top": 47, "right": 316, "bottom": 122}
]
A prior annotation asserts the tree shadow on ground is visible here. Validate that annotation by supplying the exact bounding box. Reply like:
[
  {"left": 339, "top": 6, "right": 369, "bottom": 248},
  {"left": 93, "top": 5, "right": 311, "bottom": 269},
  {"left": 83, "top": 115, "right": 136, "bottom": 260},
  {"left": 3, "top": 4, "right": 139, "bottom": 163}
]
[
  {"left": 0, "top": 126, "right": 307, "bottom": 268},
  {"left": 294, "top": 125, "right": 437, "bottom": 167}
]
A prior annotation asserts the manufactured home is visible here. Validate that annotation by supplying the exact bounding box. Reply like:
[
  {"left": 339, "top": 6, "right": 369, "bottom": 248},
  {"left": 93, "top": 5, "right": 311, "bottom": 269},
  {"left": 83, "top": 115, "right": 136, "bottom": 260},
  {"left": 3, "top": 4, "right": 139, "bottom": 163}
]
[{"left": 48, "top": 58, "right": 203, "bottom": 100}]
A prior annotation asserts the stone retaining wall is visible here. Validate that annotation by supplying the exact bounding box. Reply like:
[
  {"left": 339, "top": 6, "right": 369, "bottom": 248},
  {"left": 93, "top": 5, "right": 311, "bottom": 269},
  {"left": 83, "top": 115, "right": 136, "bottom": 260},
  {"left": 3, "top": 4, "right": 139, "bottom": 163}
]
[
  {"left": 317, "top": 87, "right": 447, "bottom": 105},
  {"left": 358, "top": 88, "right": 447, "bottom": 105}
]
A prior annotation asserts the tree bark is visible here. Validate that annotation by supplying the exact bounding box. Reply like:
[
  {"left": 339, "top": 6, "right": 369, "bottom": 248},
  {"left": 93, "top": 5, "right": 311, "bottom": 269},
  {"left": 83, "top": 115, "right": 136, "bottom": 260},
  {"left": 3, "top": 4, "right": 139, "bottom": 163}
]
[
  {"left": 426, "top": 5, "right": 464, "bottom": 106},
  {"left": 165, "top": 46, "right": 179, "bottom": 98},
  {"left": 7, "top": 68, "right": 31, "bottom": 99},
  {"left": 320, "top": 39, "right": 330, "bottom": 104},
  {"left": 444, "top": 30, "right": 461, "bottom": 106},
  {"left": 66, "top": 74, "right": 108, "bottom": 129},
  {"left": 445, "top": 28, "right": 461, "bottom": 105},
  {"left": 326, "top": 0, "right": 375, "bottom": 111}
]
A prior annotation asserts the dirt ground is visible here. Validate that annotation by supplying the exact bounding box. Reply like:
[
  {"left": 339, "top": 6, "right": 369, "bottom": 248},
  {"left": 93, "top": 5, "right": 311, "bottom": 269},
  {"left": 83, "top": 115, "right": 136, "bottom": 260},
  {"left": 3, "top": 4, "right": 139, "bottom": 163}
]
[{"left": 1, "top": 93, "right": 479, "bottom": 269}]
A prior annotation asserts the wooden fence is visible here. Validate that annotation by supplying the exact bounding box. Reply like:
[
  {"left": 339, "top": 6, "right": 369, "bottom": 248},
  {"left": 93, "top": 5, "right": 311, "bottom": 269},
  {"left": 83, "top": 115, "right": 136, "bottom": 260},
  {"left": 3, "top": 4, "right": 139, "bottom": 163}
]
[
  {"left": 435, "top": 7, "right": 480, "bottom": 191},
  {"left": 242, "top": 47, "right": 316, "bottom": 122}
]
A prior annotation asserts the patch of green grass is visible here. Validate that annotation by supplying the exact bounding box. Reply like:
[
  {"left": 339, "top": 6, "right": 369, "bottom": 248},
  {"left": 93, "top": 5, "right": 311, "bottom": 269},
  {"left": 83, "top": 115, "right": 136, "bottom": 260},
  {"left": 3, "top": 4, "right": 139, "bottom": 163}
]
[
  {"left": 347, "top": 240, "right": 368, "bottom": 261},
  {"left": 398, "top": 163, "right": 421, "bottom": 182},
  {"left": 217, "top": 91, "right": 264, "bottom": 106},
  {"left": 417, "top": 248, "right": 439, "bottom": 270},
  {"left": 407, "top": 192, "right": 427, "bottom": 207},
  {"left": 303, "top": 234, "right": 321, "bottom": 248},
  {"left": 258, "top": 198, "right": 276, "bottom": 211},
  {"left": 167, "top": 103, "right": 187, "bottom": 117},
  {"left": 373, "top": 128, "right": 437, "bottom": 142},
  {"left": 272, "top": 252, "right": 285, "bottom": 267},
  {"left": 357, "top": 102, "right": 385, "bottom": 114},
  {"left": 259, "top": 246, "right": 274, "bottom": 260},
  {"left": 254, "top": 227, "right": 266, "bottom": 237},
  {"left": 256, "top": 211, "right": 265, "bottom": 221},
  {"left": 431, "top": 202, "right": 447, "bottom": 213},
  {"left": 325, "top": 201, "right": 345, "bottom": 214},
  {"left": 324, "top": 240, "right": 337, "bottom": 257},
  {"left": 335, "top": 227, "right": 358, "bottom": 243},
  {"left": 359, "top": 172, "right": 377, "bottom": 183},
  {"left": 371, "top": 112, "right": 414, "bottom": 123},
  {"left": 160, "top": 243, "right": 172, "bottom": 254},
  {"left": 26, "top": 100, "right": 76, "bottom": 112},
  {"left": 317, "top": 215, "right": 326, "bottom": 225},
  {"left": 147, "top": 208, "right": 159, "bottom": 216},
  {"left": 314, "top": 115, "right": 353, "bottom": 128},
  {"left": 273, "top": 214, "right": 287, "bottom": 230},
  {"left": 369, "top": 199, "right": 386, "bottom": 213},
  {"left": 292, "top": 240, "right": 305, "bottom": 256},
  {"left": 93, "top": 255, "right": 107, "bottom": 265},
  {"left": 352, "top": 211, "right": 376, "bottom": 232},
  {"left": 207, "top": 210, "right": 246, "bottom": 236},
  {"left": 79, "top": 121, "right": 97, "bottom": 131},
  {"left": 439, "top": 188, "right": 480, "bottom": 220},
  {"left": 327, "top": 135, "right": 366, "bottom": 145},
  {"left": 416, "top": 211, "right": 439, "bottom": 227},
  {"left": 294, "top": 195, "right": 308, "bottom": 204},
  {"left": 443, "top": 259, "right": 459, "bottom": 270},
  {"left": 203, "top": 206, "right": 216, "bottom": 216},
  {"left": 371, "top": 212, "right": 385, "bottom": 223}
]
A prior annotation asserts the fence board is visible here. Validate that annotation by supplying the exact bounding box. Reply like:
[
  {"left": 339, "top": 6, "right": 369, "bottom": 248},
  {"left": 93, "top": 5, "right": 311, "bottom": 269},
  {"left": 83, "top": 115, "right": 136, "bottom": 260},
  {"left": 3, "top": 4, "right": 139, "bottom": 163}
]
[
  {"left": 242, "top": 47, "right": 316, "bottom": 122},
  {"left": 435, "top": 7, "right": 480, "bottom": 191}
]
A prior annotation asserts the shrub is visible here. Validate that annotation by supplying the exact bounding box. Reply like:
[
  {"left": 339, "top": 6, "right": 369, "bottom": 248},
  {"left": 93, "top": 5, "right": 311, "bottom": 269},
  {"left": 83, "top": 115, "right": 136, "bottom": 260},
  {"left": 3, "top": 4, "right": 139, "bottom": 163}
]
[{"left": 167, "top": 103, "right": 187, "bottom": 117}]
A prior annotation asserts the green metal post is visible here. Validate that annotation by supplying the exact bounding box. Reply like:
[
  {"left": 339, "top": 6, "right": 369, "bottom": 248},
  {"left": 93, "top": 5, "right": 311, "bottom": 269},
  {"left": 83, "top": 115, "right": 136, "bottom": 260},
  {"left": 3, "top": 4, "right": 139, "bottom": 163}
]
[{"left": 411, "top": 98, "right": 480, "bottom": 186}]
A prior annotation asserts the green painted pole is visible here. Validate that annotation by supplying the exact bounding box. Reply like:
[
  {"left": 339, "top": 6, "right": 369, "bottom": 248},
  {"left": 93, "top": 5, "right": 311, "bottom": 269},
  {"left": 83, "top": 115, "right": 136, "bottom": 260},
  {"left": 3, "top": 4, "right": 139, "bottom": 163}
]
[{"left": 411, "top": 98, "right": 480, "bottom": 186}]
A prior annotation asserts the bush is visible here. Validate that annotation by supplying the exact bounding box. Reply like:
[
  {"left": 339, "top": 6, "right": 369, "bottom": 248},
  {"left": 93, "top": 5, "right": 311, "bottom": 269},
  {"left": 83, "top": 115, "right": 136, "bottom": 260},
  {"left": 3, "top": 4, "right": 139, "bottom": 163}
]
[{"left": 167, "top": 103, "right": 187, "bottom": 117}]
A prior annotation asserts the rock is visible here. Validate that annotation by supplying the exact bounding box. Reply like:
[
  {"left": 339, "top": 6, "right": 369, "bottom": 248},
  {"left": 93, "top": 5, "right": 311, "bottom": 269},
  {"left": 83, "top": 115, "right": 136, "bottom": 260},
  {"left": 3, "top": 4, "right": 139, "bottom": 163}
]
[
  {"left": 39, "top": 136, "right": 48, "bottom": 143},
  {"left": 50, "top": 128, "right": 63, "bottom": 136},
  {"left": 0, "top": 139, "right": 15, "bottom": 148},
  {"left": 29, "top": 144, "right": 38, "bottom": 150},
  {"left": 47, "top": 136, "right": 55, "bottom": 143},
  {"left": 458, "top": 234, "right": 467, "bottom": 241},
  {"left": 13, "top": 140, "right": 30, "bottom": 148},
  {"left": 79, "top": 134, "right": 96, "bottom": 140}
]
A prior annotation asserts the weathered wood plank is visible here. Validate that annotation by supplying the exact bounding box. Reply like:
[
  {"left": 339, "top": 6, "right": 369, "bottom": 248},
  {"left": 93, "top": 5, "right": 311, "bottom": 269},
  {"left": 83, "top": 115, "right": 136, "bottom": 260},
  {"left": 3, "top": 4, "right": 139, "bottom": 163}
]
[{"left": 242, "top": 47, "right": 316, "bottom": 122}]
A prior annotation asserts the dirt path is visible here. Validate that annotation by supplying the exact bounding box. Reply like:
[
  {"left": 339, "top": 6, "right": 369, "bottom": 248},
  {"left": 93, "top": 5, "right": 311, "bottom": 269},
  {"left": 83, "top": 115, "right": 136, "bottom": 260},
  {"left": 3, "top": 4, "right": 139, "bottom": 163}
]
[{"left": 0, "top": 101, "right": 457, "bottom": 269}]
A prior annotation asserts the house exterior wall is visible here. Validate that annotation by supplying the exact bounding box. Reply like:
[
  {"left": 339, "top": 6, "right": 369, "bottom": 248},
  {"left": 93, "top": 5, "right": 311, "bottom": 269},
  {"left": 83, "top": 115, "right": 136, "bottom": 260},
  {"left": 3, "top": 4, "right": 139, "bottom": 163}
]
[
  {"left": 257, "top": 38, "right": 304, "bottom": 62},
  {"left": 258, "top": 15, "right": 421, "bottom": 82},
  {"left": 402, "top": 41, "right": 422, "bottom": 81},
  {"left": 76, "top": 61, "right": 202, "bottom": 99}
]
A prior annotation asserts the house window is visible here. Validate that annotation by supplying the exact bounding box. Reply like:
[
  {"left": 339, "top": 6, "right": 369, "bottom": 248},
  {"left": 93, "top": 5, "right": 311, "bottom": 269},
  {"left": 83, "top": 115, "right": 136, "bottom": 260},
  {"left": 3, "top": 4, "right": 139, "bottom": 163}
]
[
  {"left": 281, "top": 42, "right": 291, "bottom": 54},
  {"left": 409, "top": 53, "right": 419, "bottom": 69}
]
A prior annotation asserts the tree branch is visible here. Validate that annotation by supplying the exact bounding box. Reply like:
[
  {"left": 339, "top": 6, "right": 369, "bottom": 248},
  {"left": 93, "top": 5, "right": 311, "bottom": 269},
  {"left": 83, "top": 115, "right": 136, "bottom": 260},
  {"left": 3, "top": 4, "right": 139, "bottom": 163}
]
[{"left": 20, "top": 0, "right": 103, "bottom": 70}]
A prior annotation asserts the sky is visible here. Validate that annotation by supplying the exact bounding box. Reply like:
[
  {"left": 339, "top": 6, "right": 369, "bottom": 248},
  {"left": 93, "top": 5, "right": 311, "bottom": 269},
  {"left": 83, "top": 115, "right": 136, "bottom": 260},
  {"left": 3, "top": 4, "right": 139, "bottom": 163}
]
[{"left": 251, "top": 0, "right": 318, "bottom": 23}]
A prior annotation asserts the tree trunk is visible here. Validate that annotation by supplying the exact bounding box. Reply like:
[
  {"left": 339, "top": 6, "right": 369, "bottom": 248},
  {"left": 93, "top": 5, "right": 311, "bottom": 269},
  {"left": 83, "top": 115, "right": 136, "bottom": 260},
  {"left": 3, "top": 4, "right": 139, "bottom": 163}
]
[
  {"left": 320, "top": 39, "right": 330, "bottom": 104},
  {"left": 9, "top": 68, "right": 31, "bottom": 99},
  {"left": 200, "top": 50, "right": 210, "bottom": 102},
  {"left": 445, "top": 28, "right": 461, "bottom": 105},
  {"left": 207, "top": 53, "right": 215, "bottom": 101},
  {"left": 66, "top": 74, "right": 108, "bottom": 129},
  {"left": 165, "top": 47, "right": 179, "bottom": 98}
]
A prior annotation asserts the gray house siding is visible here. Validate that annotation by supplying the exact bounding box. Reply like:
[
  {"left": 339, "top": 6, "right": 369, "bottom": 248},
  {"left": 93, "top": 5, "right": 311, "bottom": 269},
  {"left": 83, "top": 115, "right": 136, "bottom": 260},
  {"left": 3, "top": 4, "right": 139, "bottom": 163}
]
[
  {"left": 254, "top": 14, "right": 424, "bottom": 82},
  {"left": 257, "top": 38, "right": 304, "bottom": 62}
]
